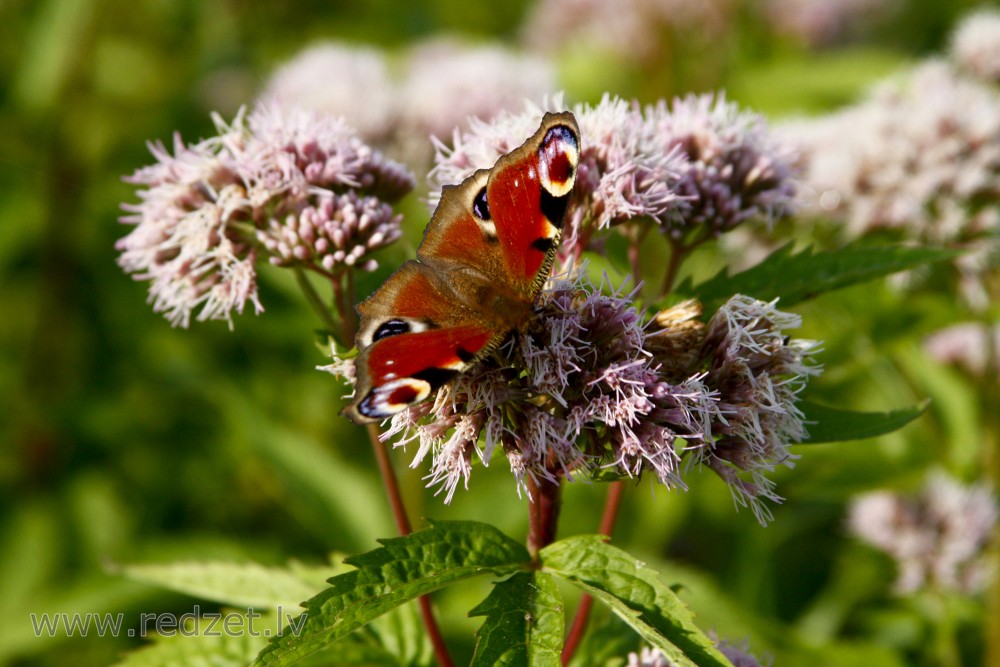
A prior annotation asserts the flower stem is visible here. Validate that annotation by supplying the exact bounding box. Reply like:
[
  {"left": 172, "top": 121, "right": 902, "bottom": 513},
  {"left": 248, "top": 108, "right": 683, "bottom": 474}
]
[
  {"left": 330, "top": 272, "right": 356, "bottom": 348},
  {"left": 659, "top": 239, "right": 687, "bottom": 298},
  {"left": 293, "top": 268, "right": 341, "bottom": 339},
  {"left": 364, "top": 422, "right": 454, "bottom": 667},
  {"left": 366, "top": 423, "right": 412, "bottom": 535},
  {"left": 561, "top": 481, "right": 625, "bottom": 663},
  {"left": 527, "top": 474, "right": 563, "bottom": 559}
]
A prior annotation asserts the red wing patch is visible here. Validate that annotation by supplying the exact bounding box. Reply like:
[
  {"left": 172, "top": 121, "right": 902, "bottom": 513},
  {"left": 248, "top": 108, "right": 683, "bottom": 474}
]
[
  {"left": 488, "top": 159, "right": 549, "bottom": 291},
  {"left": 364, "top": 326, "right": 492, "bottom": 387},
  {"left": 487, "top": 114, "right": 579, "bottom": 298},
  {"left": 350, "top": 326, "right": 494, "bottom": 420}
]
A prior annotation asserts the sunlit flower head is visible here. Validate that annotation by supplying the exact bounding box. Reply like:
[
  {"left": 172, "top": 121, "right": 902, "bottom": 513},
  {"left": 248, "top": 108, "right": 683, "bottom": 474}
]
[
  {"left": 950, "top": 8, "right": 1000, "bottom": 83},
  {"left": 257, "top": 191, "right": 402, "bottom": 272},
  {"left": 374, "top": 271, "right": 719, "bottom": 502},
  {"left": 782, "top": 61, "right": 1000, "bottom": 308},
  {"left": 243, "top": 102, "right": 414, "bottom": 203},
  {"left": 260, "top": 43, "right": 398, "bottom": 142},
  {"left": 644, "top": 93, "right": 798, "bottom": 241},
  {"left": 849, "top": 470, "right": 998, "bottom": 594},
  {"left": 785, "top": 61, "right": 1000, "bottom": 237},
  {"left": 523, "top": 0, "right": 729, "bottom": 62},
  {"left": 119, "top": 103, "right": 414, "bottom": 327},
  {"left": 694, "top": 295, "right": 822, "bottom": 523}
]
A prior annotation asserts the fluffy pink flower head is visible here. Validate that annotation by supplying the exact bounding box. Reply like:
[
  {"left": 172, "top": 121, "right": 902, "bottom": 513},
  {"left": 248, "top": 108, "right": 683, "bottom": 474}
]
[
  {"left": 644, "top": 93, "right": 798, "bottom": 242},
  {"left": 372, "top": 271, "right": 719, "bottom": 502},
  {"left": 694, "top": 295, "right": 822, "bottom": 523},
  {"left": 118, "top": 103, "right": 414, "bottom": 327},
  {"left": 781, "top": 61, "right": 1000, "bottom": 308},
  {"left": 950, "top": 8, "right": 1000, "bottom": 83},
  {"left": 261, "top": 43, "right": 397, "bottom": 143},
  {"left": 399, "top": 38, "right": 556, "bottom": 146},
  {"left": 523, "top": 0, "right": 729, "bottom": 63}
]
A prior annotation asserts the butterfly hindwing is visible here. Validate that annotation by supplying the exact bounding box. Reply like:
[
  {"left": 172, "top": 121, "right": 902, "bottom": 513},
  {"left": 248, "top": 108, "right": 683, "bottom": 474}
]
[{"left": 347, "top": 261, "right": 497, "bottom": 422}]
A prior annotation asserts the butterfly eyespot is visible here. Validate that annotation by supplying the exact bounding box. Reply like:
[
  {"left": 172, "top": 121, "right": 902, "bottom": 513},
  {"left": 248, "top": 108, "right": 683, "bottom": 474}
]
[
  {"left": 373, "top": 319, "right": 410, "bottom": 341},
  {"left": 472, "top": 187, "right": 491, "bottom": 220},
  {"left": 539, "top": 125, "right": 579, "bottom": 199},
  {"left": 358, "top": 377, "right": 433, "bottom": 418}
]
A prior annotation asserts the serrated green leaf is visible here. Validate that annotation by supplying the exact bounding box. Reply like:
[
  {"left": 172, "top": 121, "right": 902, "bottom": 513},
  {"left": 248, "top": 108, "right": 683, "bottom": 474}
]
[
  {"left": 541, "top": 537, "right": 731, "bottom": 667},
  {"left": 470, "top": 572, "right": 564, "bottom": 667},
  {"left": 254, "top": 521, "right": 531, "bottom": 666},
  {"left": 797, "top": 400, "right": 929, "bottom": 444},
  {"left": 679, "top": 243, "right": 961, "bottom": 311},
  {"left": 123, "top": 561, "right": 335, "bottom": 610}
]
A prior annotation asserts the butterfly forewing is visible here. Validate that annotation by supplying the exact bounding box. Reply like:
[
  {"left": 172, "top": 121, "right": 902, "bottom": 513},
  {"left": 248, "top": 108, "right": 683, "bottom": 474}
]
[{"left": 487, "top": 111, "right": 579, "bottom": 298}]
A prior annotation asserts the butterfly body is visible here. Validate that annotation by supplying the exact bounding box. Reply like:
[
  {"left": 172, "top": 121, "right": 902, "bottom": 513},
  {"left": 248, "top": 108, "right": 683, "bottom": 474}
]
[{"left": 344, "top": 112, "right": 580, "bottom": 423}]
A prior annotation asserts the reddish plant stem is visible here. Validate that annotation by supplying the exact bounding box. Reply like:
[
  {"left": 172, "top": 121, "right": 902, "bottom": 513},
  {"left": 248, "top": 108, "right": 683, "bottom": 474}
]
[
  {"left": 561, "top": 482, "right": 625, "bottom": 664},
  {"left": 364, "top": 423, "right": 454, "bottom": 667},
  {"left": 628, "top": 241, "right": 642, "bottom": 282},
  {"left": 365, "top": 423, "right": 412, "bottom": 535},
  {"left": 527, "top": 474, "right": 564, "bottom": 559},
  {"left": 659, "top": 239, "right": 687, "bottom": 298}
]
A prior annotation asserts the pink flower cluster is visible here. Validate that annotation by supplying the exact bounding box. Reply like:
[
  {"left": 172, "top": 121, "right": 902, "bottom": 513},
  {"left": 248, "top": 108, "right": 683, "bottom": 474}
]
[
  {"left": 849, "top": 470, "right": 998, "bottom": 594},
  {"left": 118, "top": 103, "right": 414, "bottom": 327},
  {"left": 325, "top": 272, "right": 820, "bottom": 522},
  {"left": 781, "top": 57, "right": 1000, "bottom": 308}
]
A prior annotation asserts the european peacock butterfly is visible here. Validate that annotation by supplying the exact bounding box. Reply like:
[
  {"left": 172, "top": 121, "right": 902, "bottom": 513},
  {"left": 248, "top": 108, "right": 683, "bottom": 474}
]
[{"left": 343, "top": 112, "right": 580, "bottom": 423}]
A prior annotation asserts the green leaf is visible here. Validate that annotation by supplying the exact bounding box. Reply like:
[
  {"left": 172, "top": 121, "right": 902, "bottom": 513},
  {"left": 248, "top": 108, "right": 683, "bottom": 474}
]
[
  {"left": 364, "top": 602, "right": 434, "bottom": 667},
  {"left": 123, "top": 561, "right": 337, "bottom": 609},
  {"left": 797, "top": 400, "right": 929, "bottom": 444},
  {"left": 254, "top": 521, "right": 531, "bottom": 666},
  {"left": 470, "top": 572, "right": 564, "bottom": 667},
  {"left": 679, "top": 243, "right": 961, "bottom": 311},
  {"left": 541, "top": 537, "right": 731, "bottom": 667}
]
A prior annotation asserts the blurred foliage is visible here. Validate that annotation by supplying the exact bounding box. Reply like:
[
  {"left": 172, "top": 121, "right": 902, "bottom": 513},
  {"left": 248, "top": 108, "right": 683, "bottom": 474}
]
[{"left": 0, "top": 0, "right": 995, "bottom": 665}]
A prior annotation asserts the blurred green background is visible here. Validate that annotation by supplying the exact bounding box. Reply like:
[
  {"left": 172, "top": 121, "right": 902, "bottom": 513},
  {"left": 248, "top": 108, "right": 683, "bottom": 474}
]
[{"left": 0, "top": 0, "right": 995, "bottom": 665}]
